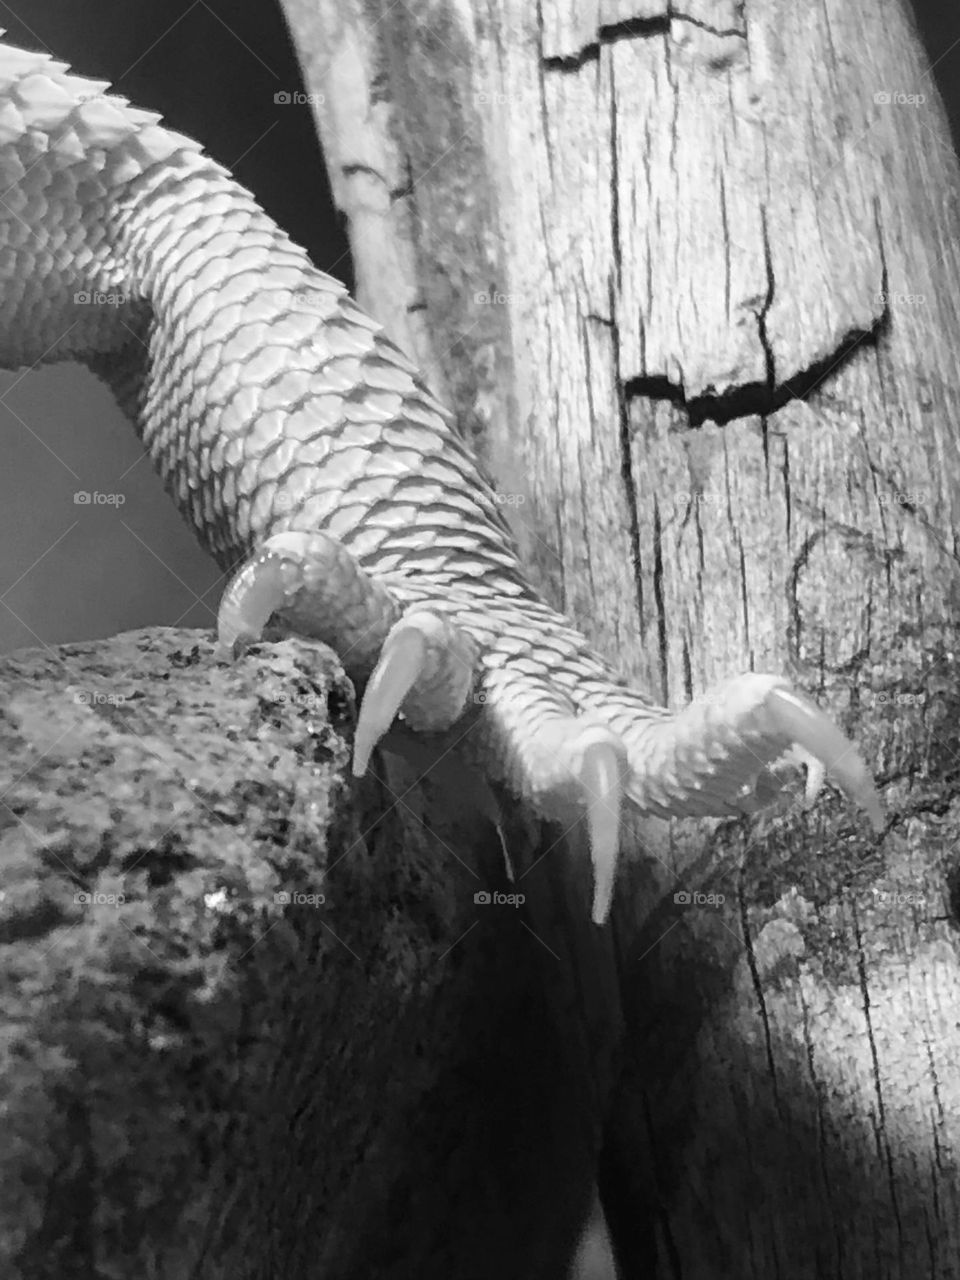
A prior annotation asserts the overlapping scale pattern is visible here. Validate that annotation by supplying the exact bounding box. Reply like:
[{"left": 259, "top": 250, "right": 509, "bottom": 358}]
[{"left": 0, "top": 35, "right": 881, "bottom": 920}]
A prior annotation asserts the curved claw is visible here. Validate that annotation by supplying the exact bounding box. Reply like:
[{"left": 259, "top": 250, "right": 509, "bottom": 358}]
[
  {"left": 520, "top": 714, "right": 628, "bottom": 924},
  {"left": 352, "top": 610, "right": 477, "bottom": 777},
  {"left": 216, "top": 531, "right": 400, "bottom": 669},
  {"left": 353, "top": 626, "right": 427, "bottom": 776},
  {"left": 578, "top": 736, "right": 626, "bottom": 923},
  {"left": 217, "top": 551, "right": 291, "bottom": 660},
  {"left": 608, "top": 674, "right": 881, "bottom": 830},
  {"left": 767, "top": 688, "right": 883, "bottom": 831},
  {"left": 799, "top": 748, "right": 826, "bottom": 804}
]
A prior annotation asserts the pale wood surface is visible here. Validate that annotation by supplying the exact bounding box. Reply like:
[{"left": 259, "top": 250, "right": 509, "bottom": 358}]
[{"left": 287, "top": 0, "right": 960, "bottom": 1274}]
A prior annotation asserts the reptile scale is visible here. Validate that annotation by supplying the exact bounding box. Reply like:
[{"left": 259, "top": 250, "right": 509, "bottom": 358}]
[{"left": 0, "top": 36, "right": 883, "bottom": 921}]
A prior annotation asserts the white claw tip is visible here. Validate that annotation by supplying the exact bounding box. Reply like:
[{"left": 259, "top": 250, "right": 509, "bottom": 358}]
[
  {"left": 217, "top": 553, "right": 290, "bottom": 657},
  {"left": 353, "top": 627, "right": 427, "bottom": 778},
  {"left": 577, "top": 738, "right": 625, "bottom": 925},
  {"left": 786, "top": 746, "right": 826, "bottom": 805},
  {"left": 767, "top": 688, "right": 883, "bottom": 832},
  {"left": 351, "top": 749, "right": 369, "bottom": 779}
]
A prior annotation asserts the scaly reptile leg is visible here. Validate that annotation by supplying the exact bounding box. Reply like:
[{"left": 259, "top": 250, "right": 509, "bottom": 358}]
[{"left": 0, "top": 38, "right": 885, "bottom": 925}]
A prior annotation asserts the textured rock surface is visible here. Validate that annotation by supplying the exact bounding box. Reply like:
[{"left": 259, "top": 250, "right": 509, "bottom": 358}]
[{"left": 0, "top": 627, "right": 618, "bottom": 1279}]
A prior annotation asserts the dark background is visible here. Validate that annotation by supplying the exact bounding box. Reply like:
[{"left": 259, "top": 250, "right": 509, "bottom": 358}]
[
  {"left": 0, "top": 0, "right": 347, "bottom": 651},
  {"left": 0, "top": 0, "right": 957, "bottom": 653}
]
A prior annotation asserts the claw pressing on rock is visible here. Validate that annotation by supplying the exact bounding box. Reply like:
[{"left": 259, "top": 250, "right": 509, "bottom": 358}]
[
  {"left": 792, "top": 746, "right": 826, "bottom": 804},
  {"left": 767, "top": 688, "right": 883, "bottom": 831},
  {"left": 577, "top": 736, "right": 626, "bottom": 924},
  {"left": 353, "top": 611, "right": 477, "bottom": 777},
  {"left": 353, "top": 625, "right": 428, "bottom": 777},
  {"left": 217, "top": 532, "right": 403, "bottom": 670},
  {"left": 216, "top": 550, "right": 291, "bottom": 661}
]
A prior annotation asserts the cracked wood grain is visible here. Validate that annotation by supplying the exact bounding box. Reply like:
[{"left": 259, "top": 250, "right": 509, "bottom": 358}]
[{"left": 285, "top": 0, "right": 960, "bottom": 1275}]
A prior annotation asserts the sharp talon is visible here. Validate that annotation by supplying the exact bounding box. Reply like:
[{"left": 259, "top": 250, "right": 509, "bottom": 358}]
[
  {"left": 217, "top": 551, "right": 292, "bottom": 657},
  {"left": 352, "top": 610, "right": 478, "bottom": 777},
  {"left": 517, "top": 713, "right": 628, "bottom": 922},
  {"left": 578, "top": 738, "right": 625, "bottom": 924},
  {"left": 217, "top": 532, "right": 402, "bottom": 675},
  {"left": 353, "top": 626, "right": 427, "bottom": 777},
  {"left": 797, "top": 748, "right": 826, "bottom": 804},
  {"left": 767, "top": 689, "right": 883, "bottom": 831}
]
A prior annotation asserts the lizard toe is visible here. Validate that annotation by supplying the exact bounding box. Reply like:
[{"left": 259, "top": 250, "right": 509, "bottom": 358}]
[
  {"left": 353, "top": 609, "right": 478, "bottom": 777},
  {"left": 580, "top": 674, "right": 882, "bottom": 830},
  {"left": 216, "top": 531, "right": 401, "bottom": 666}
]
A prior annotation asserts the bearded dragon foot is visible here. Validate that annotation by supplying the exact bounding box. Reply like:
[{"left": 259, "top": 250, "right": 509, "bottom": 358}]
[
  {"left": 0, "top": 35, "right": 883, "bottom": 934},
  {"left": 219, "top": 537, "right": 881, "bottom": 925}
]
